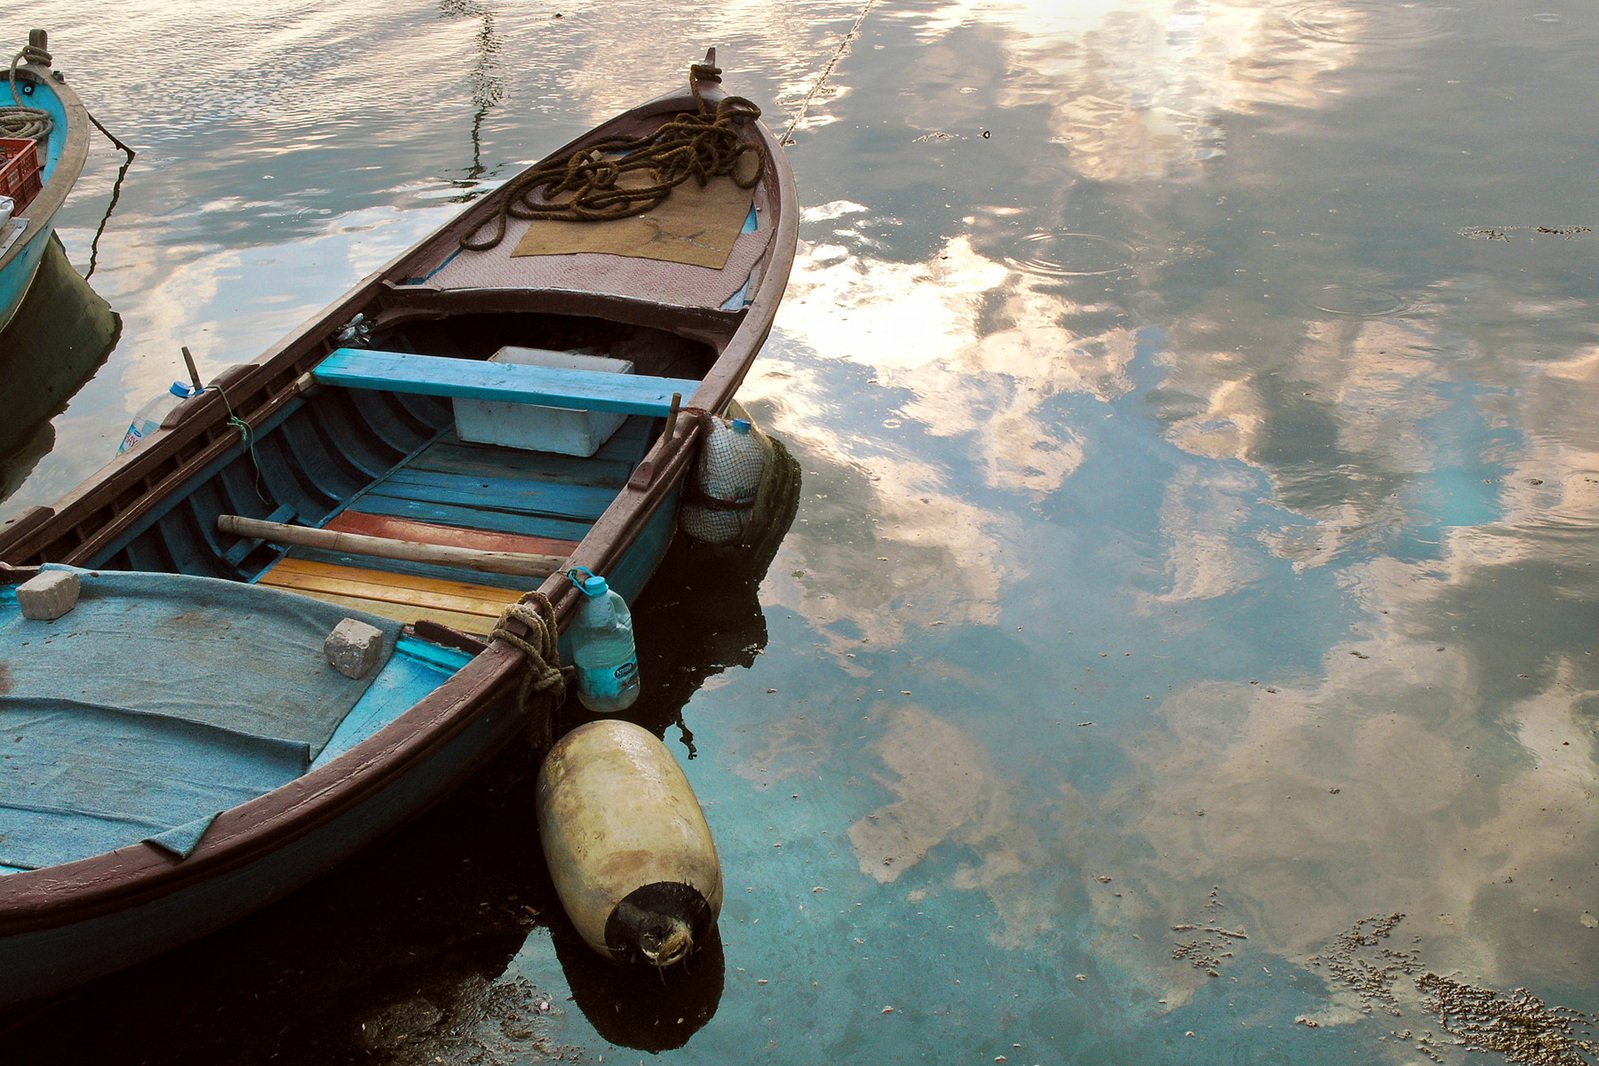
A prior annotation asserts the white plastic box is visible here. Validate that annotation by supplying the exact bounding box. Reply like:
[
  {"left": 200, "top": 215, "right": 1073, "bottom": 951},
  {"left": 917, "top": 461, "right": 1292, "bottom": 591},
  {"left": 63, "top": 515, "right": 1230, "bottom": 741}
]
[{"left": 452, "top": 346, "right": 634, "bottom": 457}]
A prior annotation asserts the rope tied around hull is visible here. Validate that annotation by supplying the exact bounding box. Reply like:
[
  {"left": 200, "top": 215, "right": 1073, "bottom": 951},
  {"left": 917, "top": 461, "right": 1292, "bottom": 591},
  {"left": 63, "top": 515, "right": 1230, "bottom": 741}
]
[
  {"left": 491, "top": 591, "right": 567, "bottom": 747},
  {"left": 460, "top": 61, "right": 765, "bottom": 252}
]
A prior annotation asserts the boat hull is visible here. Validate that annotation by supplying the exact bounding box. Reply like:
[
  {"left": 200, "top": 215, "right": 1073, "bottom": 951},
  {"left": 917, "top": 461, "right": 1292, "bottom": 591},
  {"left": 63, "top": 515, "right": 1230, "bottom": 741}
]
[
  {"left": 0, "top": 60, "right": 89, "bottom": 334},
  {"left": 0, "top": 223, "right": 51, "bottom": 331},
  {"left": 0, "top": 653, "right": 525, "bottom": 1005}
]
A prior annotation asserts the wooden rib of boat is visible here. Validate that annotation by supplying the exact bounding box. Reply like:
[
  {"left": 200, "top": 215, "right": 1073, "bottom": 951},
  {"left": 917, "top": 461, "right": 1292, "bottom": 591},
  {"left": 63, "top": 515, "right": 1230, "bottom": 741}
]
[
  {"left": 0, "top": 31, "right": 89, "bottom": 335},
  {"left": 0, "top": 50, "right": 796, "bottom": 1009}
]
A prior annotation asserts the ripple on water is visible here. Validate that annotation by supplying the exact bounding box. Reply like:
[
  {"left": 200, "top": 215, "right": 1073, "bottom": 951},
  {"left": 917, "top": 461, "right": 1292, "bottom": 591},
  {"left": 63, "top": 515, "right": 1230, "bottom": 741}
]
[
  {"left": 1303, "top": 283, "right": 1412, "bottom": 318},
  {"left": 1007, "top": 232, "right": 1136, "bottom": 278},
  {"left": 1287, "top": 1, "right": 1456, "bottom": 43}
]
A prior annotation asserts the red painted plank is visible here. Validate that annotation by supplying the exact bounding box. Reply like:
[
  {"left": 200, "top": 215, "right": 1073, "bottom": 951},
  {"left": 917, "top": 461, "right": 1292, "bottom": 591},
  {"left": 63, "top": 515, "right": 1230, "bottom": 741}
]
[{"left": 326, "top": 511, "right": 580, "bottom": 560}]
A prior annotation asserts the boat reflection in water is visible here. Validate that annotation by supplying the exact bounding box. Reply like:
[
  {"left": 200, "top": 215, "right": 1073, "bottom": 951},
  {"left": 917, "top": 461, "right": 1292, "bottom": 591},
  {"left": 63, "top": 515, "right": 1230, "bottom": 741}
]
[
  {"left": 547, "top": 414, "right": 798, "bottom": 1050},
  {"left": 0, "top": 236, "right": 119, "bottom": 502},
  {"left": 622, "top": 412, "right": 802, "bottom": 751}
]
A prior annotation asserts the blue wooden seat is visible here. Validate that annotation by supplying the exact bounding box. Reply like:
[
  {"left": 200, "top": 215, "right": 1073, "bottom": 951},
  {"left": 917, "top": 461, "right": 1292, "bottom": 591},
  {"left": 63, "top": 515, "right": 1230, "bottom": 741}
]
[{"left": 312, "top": 348, "right": 698, "bottom": 417}]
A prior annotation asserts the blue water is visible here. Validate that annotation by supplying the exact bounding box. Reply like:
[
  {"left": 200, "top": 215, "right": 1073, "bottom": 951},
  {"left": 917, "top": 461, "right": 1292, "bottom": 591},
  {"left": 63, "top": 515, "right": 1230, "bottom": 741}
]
[{"left": 4, "top": 1, "right": 1599, "bottom": 1062}]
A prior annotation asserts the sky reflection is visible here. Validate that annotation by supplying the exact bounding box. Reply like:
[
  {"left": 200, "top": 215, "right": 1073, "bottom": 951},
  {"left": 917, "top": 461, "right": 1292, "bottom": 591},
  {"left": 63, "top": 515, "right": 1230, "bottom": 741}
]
[
  {"left": 6, "top": 0, "right": 1599, "bottom": 1061},
  {"left": 742, "top": 0, "right": 1599, "bottom": 1051}
]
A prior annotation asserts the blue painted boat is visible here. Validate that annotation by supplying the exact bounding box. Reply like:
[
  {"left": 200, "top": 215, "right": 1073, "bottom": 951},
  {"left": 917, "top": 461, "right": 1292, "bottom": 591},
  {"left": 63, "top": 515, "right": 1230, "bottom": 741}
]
[
  {"left": 0, "top": 31, "right": 88, "bottom": 335},
  {"left": 0, "top": 50, "right": 796, "bottom": 1009}
]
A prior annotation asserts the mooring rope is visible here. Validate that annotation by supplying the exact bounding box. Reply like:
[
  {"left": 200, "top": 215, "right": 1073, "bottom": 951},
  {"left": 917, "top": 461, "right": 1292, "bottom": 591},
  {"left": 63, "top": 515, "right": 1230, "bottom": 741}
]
[
  {"left": 782, "top": 0, "right": 877, "bottom": 146},
  {"left": 491, "top": 591, "right": 568, "bottom": 731},
  {"left": 460, "top": 61, "right": 765, "bottom": 252}
]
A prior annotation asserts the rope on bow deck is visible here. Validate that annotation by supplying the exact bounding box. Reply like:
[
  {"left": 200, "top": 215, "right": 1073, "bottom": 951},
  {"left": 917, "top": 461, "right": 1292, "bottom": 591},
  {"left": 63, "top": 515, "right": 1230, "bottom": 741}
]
[
  {"left": 1, "top": 45, "right": 54, "bottom": 142},
  {"left": 460, "top": 61, "right": 766, "bottom": 252}
]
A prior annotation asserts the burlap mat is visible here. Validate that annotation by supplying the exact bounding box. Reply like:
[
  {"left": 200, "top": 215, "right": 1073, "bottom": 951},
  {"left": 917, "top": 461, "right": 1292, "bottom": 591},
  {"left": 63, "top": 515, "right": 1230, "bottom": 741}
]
[{"left": 511, "top": 168, "right": 756, "bottom": 270}]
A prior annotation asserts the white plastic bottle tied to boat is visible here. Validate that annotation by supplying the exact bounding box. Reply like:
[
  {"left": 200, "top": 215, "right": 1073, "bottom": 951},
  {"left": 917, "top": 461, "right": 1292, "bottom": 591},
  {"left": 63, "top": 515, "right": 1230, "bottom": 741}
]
[
  {"left": 567, "top": 567, "right": 640, "bottom": 713},
  {"left": 536, "top": 719, "right": 723, "bottom": 966},
  {"left": 680, "top": 416, "right": 767, "bottom": 546},
  {"left": 118, "top": 381, "right": 199, "bottom": 455}
]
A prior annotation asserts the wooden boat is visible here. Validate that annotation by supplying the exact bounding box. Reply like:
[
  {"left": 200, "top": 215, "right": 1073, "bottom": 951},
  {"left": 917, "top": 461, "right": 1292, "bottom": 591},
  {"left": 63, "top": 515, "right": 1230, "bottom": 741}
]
[
  {"left": 0, "top": 31, "right": 89, "bottom": 335},
  {"left": 0, "top": 50, "right": 796, "bottom": 1009}
]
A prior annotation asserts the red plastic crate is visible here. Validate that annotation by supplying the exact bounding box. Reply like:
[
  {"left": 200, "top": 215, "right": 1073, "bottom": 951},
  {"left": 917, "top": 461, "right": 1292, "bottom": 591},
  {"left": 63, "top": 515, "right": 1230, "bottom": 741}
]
[{"left": 0, "top": 138, "right": 43, "bottom": 213}]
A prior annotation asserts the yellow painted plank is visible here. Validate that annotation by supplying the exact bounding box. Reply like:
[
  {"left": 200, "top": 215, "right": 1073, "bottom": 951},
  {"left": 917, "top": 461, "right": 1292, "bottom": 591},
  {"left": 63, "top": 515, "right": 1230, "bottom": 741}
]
[
  {"left": 274, "top": 587, "right": 497, "bottom": 635},
  {"left": 268, "top": 556, "right": 527, "bottom": 607},
  {"left": 259, "top": 558, "right": 524, "bottom": 619}
]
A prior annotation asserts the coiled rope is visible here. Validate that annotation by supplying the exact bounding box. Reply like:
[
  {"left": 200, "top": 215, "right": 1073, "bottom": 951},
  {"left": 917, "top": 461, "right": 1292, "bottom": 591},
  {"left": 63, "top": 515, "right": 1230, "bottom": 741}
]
[
  {"left": 1, "top": 43, "right": 54, "bottom": 143},
  {"left": 491, "top": 591, "right": 568, "bottom": 746},
  {"left": 460, "top": 61, "right": 765, "bottom": 252}
]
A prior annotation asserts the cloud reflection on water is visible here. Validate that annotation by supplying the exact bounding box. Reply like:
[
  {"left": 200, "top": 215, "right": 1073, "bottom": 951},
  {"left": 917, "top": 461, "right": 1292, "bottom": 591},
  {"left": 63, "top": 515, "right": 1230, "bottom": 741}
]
[
  {"left": 10, "top": 0, "right": 1598, "bottom": 1056},
  {"left": 893, "top": 0, "right": 1358, "bottom": 181},
  {"left": 741, "top": 0, "right": 1599, "bottom": 1036}
]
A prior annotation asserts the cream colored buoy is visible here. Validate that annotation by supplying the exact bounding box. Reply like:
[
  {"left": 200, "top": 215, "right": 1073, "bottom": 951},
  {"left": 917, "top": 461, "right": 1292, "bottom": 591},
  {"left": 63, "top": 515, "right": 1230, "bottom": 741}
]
[{"left": 536, "top": 719, "right": 722, "bottom": 966}]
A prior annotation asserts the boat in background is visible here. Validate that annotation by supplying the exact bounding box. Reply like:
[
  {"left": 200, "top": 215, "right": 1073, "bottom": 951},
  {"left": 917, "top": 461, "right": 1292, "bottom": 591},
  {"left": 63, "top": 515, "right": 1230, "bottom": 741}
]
[
  {"left": 0, "top": 50, "right": 796, "bottom": 1010},
  {"left": 0, "top": 30, "right": 89, "bottom": 335},
  {"left": 0, "top": 235, "right": 120, "bottom": 503}
]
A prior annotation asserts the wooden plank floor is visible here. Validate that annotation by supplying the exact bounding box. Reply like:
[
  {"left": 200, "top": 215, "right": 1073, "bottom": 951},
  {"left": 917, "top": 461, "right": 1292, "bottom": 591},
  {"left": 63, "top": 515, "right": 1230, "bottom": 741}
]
[
  {"left": 257, "top": 558, "right": 524, "bottom": 634},
  {"left": 343, "top": 421, "right": 653, "bottom": 543},
  {"left": 253, "top": 419, "right": 653, "bottom": 629}
]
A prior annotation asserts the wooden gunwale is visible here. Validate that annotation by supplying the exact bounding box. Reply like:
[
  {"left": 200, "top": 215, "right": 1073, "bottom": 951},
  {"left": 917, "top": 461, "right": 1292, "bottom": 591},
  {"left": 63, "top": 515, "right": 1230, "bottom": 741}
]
[{"left": 0, "top": 59, "right": 797, "bottom": 948}]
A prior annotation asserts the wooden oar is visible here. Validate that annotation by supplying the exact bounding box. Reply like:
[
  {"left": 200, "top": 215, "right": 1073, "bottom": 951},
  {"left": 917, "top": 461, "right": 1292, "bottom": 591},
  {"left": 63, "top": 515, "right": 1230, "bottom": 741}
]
[{"left": 218, "top": 514, "right": 564, "bottom": 578}]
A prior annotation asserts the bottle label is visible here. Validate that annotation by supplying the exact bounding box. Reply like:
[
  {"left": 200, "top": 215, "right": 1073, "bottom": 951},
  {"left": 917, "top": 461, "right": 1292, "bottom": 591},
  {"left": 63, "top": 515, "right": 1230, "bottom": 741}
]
[
  {"left": 118, "top": 422, "right": 147, "bottom": 455},
  {"left": 578, "top": 658, "right": 639, "bottom": 703}
]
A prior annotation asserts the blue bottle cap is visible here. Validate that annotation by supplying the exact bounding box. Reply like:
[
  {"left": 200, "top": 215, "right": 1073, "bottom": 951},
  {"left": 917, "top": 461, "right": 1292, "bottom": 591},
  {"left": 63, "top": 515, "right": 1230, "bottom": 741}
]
[
  {"left": 568, "top": 566, "right": 609, "bottom": 597},
  {"left": 168, "top": 381, "right": 195, "bottom": 398},
  {"left": 731, "top": 418, "right": 752, "bottom": 434}
]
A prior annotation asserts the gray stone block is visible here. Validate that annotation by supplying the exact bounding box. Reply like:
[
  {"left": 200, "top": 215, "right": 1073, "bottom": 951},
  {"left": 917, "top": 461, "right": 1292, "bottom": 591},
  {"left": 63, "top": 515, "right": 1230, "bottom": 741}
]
[
  {"left": 17, "top": 570, "right": 81, "bottom": 621},
  {"left": 324, "top": 617, "right": 384, "bottom": 679}
]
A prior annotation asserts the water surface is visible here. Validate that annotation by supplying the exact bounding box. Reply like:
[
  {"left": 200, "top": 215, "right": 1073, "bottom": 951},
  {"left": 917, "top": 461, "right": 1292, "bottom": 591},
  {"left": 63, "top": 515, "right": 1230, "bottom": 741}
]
[{"left": 4, "top": 1, "right": 1598, "bottom": 1062}]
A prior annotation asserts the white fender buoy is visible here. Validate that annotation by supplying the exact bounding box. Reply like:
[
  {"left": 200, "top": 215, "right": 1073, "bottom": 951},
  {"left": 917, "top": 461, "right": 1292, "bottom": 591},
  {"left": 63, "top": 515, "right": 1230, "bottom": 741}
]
[{"left": 536, "top": 719, "right": 722, "bottom": 966}]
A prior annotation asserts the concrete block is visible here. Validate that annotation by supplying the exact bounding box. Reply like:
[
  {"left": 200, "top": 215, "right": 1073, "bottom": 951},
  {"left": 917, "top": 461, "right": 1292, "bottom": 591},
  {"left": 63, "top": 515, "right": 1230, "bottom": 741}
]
[
  {"left": 324, "top": 617, "right": 384, "bottom": 679},
  {"left": 17, "top": 570, "right": 81, "bottom": 621}
]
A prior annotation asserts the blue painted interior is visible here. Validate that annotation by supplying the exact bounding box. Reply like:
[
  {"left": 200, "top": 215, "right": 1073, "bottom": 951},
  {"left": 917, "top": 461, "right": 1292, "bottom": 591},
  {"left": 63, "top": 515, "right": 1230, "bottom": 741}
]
[
  {"left": 313, "top": 636, "right": 473, "bottom": 767},
  {"left": 6, "top": 74, "right": 68, "bottom": 177},
  {"left": 3, "top": 321, "right": 695, "bottom": 875},
  {"left": 719, "top": 205, "right": 762, "bottom": 310},
  {"left": 325, "top": 419, "right": 653, "bottom": 551},
  {"left": 38, "top": 80, "right": 67, "bottom": 177}
]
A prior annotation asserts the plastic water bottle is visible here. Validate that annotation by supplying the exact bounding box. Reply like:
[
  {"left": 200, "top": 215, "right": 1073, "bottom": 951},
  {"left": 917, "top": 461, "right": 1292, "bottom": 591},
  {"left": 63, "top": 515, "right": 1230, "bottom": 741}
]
[
  {"left": 118, "top": 381, "right": 199, "bottom": 454},
  {"left": 680, "top": 417, "right": 767, "bottom": 546},
  {"left": 568, "top": 567, "right": 641, "bottom": 713}
]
